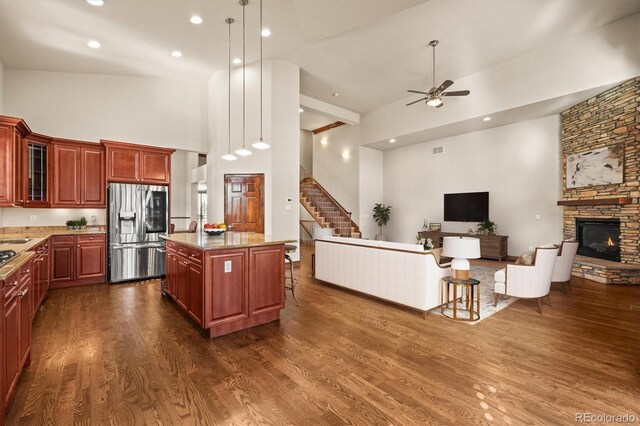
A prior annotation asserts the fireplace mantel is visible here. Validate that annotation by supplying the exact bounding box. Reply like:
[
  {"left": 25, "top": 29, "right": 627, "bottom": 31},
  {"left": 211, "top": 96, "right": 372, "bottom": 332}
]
[{"left": 557, "top": 197, "right": 632, "bottom": 207}]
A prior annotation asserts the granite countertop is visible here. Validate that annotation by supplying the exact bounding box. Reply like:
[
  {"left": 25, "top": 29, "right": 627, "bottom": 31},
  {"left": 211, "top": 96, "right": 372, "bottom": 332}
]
[
  {"left": 162, "top": 232, "right": 295, "bottom": 251},
  {"left": 0, "top": 227, "right": 106, "bottom": 281}
]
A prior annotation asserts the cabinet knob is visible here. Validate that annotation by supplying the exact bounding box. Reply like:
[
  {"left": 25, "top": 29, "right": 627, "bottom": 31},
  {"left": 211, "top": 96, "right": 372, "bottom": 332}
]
[
  {"left": 11, "top": 280, "right": 18, "bottom": 287},
  {"left": 23, "top": 269, "right": 30, "bottom": 274},
  {"left": 17, "top": 290, "right": 27, "bottom": 297}
]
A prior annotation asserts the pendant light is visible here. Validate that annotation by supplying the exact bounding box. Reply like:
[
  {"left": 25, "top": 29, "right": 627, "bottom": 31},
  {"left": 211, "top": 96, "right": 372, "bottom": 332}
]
[
  {"left": 252, "top": 0, "right": 270, "bottom": 150},
  {"left": 235, "top": 0, "right": 252, "bottom": 157},
  {"left": 222, "top": 18, "right": 237, "bottom": 161}
]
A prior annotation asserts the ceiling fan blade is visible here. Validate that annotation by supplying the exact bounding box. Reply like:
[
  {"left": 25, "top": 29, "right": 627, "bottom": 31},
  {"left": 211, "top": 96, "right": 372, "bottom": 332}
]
[
  {"left": 406, "top": 97, "right": 427, "bottom": 106},
  {"left": 435, "top": 79, "right": 454, "bottom": 94},
  {"left": 407, "top": 89, "right": 429, "bottom": 95},
  {"left": 442, "top": 90, "right": 470, "bottom": 97}
]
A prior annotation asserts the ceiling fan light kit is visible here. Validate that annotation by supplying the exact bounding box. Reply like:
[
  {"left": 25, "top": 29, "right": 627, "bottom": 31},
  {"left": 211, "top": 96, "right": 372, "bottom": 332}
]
[{"left": 406, "top": 39, "right": 470, "bottom": 109}]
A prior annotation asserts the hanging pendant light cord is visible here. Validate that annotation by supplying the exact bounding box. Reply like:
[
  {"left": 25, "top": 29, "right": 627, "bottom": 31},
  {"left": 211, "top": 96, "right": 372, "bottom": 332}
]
[
  {"left": 228, "top": 19, "right": 232, "bottom": 154},
  {"left": 432, "top": 44, "right": 436, "bottom": 90},
  {"left": 259, "top": 0, "right": 263, "bottom": 140},
  {"left": 242, "top": 2, "right": 246, "bottom": 149}
]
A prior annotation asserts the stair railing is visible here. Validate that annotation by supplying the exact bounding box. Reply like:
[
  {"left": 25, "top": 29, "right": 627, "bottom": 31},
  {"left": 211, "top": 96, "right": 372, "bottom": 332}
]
[{"left": 299, "top": 165, "right": 360, "bottom": 237}]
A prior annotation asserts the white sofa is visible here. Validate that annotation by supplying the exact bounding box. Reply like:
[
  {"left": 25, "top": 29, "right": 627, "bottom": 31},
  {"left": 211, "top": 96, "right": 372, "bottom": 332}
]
[{"left": 315, "top": 236, "right": 451, "bottom": 314}]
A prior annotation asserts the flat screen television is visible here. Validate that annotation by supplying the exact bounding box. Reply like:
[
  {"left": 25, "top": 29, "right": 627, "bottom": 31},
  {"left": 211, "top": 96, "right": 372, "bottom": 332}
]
[{"left": 444, "top": 192, "right": 489, "bottom": 222}]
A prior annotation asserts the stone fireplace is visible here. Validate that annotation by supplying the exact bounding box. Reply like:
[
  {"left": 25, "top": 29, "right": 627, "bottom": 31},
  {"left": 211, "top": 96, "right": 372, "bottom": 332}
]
[
  {"left": 560, "top": 77, "right": 639, "bottom": 285},
  {"left": 576, "top": 218, "right": 620, "bottom": 262}
]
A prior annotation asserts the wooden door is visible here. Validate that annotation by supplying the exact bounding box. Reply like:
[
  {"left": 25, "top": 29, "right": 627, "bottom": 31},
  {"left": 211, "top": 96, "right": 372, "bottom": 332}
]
[
  {"left": 76, "top": 242, "right": 105, "bottom": 280},
  {"left": 0, "top": 126, "right": 15, "bottom": 207},
  {"left": 32, "top": 254, "right": 42, "bottom": 318},
  {"left": 18, "top": 277, "right": 32, "bottom": 368},
  {"left": 4, "top": 294, "right": 20, "bottom": 407},
  {"left": 106, "top": 146, "right": 140, "bottom": 183},
  {"left": 52, "top": 144, "right": 81, "bottom": 206},
  {"left": 224, "top": 174, "right": 264, "bottom": 233},
  {"left": 140, "top": 150, "right": 170, "bottom": 184},
  {"left": 204, "top": 249, "right": 248, "bottom": 328},
  {"left": 248, "top": 245, "right": 285, "bottom": 316},
  {"left": 50, "top": 237, "right": 74, "bottom": 282},
  {"left": 187, "top": 262, "right": 203, "bottom": 325},
  {"left": 165, "top": 252, "right": 174, "bottom": 297},
  {"left": 13, "top": 129, "right": 23, "bottom": 206},
  {"left": 176, "top": 258, "right": 189, "bottom": 311},
  {"left": 81, "top": 147, "right": 105, "bottom": 206}
]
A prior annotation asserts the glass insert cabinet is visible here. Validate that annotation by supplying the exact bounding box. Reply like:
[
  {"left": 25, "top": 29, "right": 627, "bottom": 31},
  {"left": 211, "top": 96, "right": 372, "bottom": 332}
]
[{"left": 23, "top": 134, "right": 52, "bottom": 207}]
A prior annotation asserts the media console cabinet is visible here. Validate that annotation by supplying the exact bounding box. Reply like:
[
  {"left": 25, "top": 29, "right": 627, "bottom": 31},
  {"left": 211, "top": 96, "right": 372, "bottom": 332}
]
[{"left": 418, "top": 231, "right": 508, "bottom": 261}]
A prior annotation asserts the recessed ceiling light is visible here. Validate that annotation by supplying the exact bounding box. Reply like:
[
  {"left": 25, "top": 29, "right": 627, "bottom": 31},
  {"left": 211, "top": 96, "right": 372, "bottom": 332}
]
[
  {"left": 341, "top": 151, "right": 350, "bottom": 159},
  {"left": 190, "top": 15, "right": 203, "bottom": 24},
  {"left": 332, "top": 92, "right": 340, "bottom": 97},
  {"left": 87, "top": 40, "right": 101, "bottom": 49},
  {"left": 389, "top": 138, "right": 396, "bottom": 143},
  {"left": 86, "top": 0, "right": 104, "bottom": 6},
  {"left": 261, "top": 28, "right": 271, "bottom": 37},
  {"left": 482, "top": 116, "right": 492, "bottom": 122},
  {"left": 299, "top": 108, "right": 304, "bottom": 113},
  {"left": 233, "top": 58, "right": 242, "bottom": 65},
  {"left": 171, "top": 50, "right": 183, "bottom": 58},
  {"left": 320, "top": 138, "right": 328, "bottom": 145}
]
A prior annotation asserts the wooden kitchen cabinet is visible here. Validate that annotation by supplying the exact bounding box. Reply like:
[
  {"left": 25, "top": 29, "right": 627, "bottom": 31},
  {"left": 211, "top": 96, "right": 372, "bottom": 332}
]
[
  {"left": 22, "top": 133, "right": 52, "bottom": 208},
  {"left": 248, "top": 246, "right": 285, "bottom": 317},
  {"left": 2, "top": 259, "right": 33, "bottom": 413},
  {"left": 51, "top": 234, "right": 105, "bottom": 288},
  {"left": 175, "top": 257, "right": 189, "bottom": 312},
  {"left": 50, "top": 236, "right": 75, "bottom": 283},
  {"left": 52, "top": 140, "right": 105, "bottom": 208},
  {"left": 102, "top": 140, "right": 174, "bottom": 185},
  {"left": 76, "top": 234, "right": 106, "bottom": 280},
  {"left": 0, "top": 116, "right": 30, "bottom": 207},
  {"left": 29, "top": 239, "right": 50, "bottom": 317},
  {"left": 187, "top": 262, "right": 203, "bottom": 325}
]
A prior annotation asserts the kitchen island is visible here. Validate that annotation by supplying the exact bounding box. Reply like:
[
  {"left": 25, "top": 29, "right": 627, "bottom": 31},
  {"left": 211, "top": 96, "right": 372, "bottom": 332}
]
[{"left": 161, "top": 232, "right": 295, "bottom": 338}]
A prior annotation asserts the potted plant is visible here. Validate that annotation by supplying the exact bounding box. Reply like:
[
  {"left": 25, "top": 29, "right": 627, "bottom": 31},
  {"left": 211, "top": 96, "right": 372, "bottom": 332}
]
[
  {"left": 476, "top": 219, "right": 498, "bottom": 235},
  {"left": 79, "top": 216, "right": 88, "bottom": 230},
  {"left": 66, "top": 220, "right": 75, "bottom": 231},
  {"left": 373, "top": 203, "right": 392, "bottom": 241}
]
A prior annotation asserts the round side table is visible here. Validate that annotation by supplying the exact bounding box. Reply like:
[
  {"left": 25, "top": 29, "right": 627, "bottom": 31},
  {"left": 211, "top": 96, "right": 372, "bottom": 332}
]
[{"left": 441, "top": 276, "right": 480, "bottom": 322}]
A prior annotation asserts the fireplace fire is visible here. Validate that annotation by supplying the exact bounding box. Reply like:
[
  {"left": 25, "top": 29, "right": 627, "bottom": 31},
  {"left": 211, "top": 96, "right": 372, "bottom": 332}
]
[{"left": 576, "top": 218, "right": 621, "bottom": 262}]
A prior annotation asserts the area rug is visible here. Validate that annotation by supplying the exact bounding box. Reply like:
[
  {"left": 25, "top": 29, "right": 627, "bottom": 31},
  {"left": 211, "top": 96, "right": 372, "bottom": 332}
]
[{"left": 430, "top": 265, "right": 517, "bottom": 325}]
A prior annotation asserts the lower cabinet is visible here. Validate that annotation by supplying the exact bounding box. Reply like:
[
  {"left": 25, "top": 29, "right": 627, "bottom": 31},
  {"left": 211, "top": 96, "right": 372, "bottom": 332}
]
[
  {"left": 165, "top": 241, "right": 284, "bottom": 338},
  {"left": 29, "top": 239, "right": 50, "bottom": 317},
  {"left": 2, "top": 260, "right": 33, "bottom": 414},
  {"left": 50, "top": 234, "right": 105, "bottom": 288}
]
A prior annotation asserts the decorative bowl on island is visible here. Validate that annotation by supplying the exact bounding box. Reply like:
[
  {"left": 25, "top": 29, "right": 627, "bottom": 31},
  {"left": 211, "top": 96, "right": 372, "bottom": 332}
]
[{"left": 203, "top": 223, "right": 227, "bottom": 236}]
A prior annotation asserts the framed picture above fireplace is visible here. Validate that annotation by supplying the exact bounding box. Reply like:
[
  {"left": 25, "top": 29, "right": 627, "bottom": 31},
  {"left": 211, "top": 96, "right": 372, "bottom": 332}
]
[{"left": 566, "top": 144, "right": 624, "bottom": 188}]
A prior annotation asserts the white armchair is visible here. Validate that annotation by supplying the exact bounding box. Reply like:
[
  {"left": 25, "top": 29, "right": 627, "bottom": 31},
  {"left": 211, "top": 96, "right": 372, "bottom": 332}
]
[
  {"left": 551, "top": 241, "right": 579, "bottom": 292},
  {"left": 493, "top": 247, "right": 559, "bottom": 314}
]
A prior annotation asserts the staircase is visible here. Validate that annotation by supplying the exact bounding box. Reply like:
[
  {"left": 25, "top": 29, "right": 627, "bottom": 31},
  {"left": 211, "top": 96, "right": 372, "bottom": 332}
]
[{"left": 300, "top": 166, "right": 361, "bottom": 238}]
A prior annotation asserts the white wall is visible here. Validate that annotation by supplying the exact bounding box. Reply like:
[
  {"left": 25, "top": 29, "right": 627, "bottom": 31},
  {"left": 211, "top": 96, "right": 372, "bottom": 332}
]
[
  {"left": 312, "top": 124, "right": 361, "bottom": 220},
  {"left": 383, "top": 115, "right": 563, "bottom": 256},
  {"left": 4, "top": 69, "right": 208, "bottom": 152},
  {"left": 207, "top": 60, "right": 300, "bottom": 260},
  {"left": 170, "top": 150, "right": 200, "bottom": 230},
  {"left": 300, "top": 129, "right": 313, "bottom": 173},
  {"left": 358, "top": 146, "right": 383, "bottom": 239},
  {"left": 1, "top": 208, "right": 106, "bottom": 227},
  {"left": 0, "top": 60, "right": 4, "bottom": 114}
]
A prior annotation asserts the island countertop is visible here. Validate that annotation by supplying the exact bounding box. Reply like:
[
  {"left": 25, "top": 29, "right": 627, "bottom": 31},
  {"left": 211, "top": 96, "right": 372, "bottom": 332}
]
[{"left": 161, "top": 232, "right": 295, "bottom": 251}]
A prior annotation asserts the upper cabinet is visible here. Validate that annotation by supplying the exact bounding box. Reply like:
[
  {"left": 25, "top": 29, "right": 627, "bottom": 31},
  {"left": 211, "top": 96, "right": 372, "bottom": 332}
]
[
  {"left": 52, "top": 139, "right": 105, "bottom": 208},
  {"left": 22, "top": 133, "right": 53, "bottom": 208},
  {"left": 102, "top": 140, "right": 174, "bottom": 185},
  {"left": 0, "top": 116, "right": 31, "bottom": 207}
]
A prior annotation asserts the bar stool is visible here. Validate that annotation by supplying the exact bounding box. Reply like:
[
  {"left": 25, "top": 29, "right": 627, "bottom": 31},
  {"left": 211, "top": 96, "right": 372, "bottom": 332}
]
[{"left": 284, "top": 244, "right": 299, "bottom": 306}]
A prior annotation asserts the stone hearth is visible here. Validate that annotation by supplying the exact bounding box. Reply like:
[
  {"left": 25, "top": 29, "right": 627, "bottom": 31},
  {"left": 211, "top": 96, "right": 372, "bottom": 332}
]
[{"left": 560, "top": 77, "right": 639, "bottom": 284}]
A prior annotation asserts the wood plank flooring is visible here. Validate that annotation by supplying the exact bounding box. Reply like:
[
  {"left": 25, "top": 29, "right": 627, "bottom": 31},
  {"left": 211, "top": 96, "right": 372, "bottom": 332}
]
[{"left": 5, "top": 248, "right": 640, "bottom": 425}]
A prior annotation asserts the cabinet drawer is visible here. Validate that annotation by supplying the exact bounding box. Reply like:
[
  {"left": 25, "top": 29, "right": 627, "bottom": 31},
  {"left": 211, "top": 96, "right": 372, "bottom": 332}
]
[
  {"left": 76, "top": 234, "right": 105, "bottom": 244},
  {"left": 3, "top": 271, "right": 19, "bottom": 302},
  {"left": 166, "top": 241, "right": 178, "bottom": 250},
  {"left": 50, "top": 235, "right": 74, "bottom": 245},
  {"left": 186, "top": 248, "right": 202, "bottom": 264}
]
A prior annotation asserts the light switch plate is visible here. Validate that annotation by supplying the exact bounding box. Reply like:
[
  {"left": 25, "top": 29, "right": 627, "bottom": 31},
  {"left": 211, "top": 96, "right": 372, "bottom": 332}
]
[{"left": 224, "top": 260, "right": 232, "bottom": 273}]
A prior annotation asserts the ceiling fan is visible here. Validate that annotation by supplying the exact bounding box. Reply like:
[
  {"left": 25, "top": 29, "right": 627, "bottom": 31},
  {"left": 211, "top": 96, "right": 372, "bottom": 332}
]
[{"left": 406, "top": 40, "right": 470, "bottom": 108}]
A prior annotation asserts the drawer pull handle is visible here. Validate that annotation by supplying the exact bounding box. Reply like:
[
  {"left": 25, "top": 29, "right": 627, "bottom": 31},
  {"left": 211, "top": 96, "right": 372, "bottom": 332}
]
[
  {"left": 23, "top": 269, "right": 30, "bottom": 274},
  {"left": 10, "top": 280, "right": 18, "bottom": 287},
  {"left": 16, "top": 290, "right": 27, "bottom": 297}
]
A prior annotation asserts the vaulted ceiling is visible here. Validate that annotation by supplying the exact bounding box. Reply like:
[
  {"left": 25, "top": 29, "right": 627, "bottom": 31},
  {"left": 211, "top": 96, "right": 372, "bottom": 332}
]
[{"left": 1, "top": 0, "right": 639, "bottom": 113}]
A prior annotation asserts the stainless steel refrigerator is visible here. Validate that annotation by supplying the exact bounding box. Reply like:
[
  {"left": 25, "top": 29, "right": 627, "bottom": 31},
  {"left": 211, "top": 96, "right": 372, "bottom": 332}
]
[{"left": 108, "top": 183, "right": 168, "bottom": 283}]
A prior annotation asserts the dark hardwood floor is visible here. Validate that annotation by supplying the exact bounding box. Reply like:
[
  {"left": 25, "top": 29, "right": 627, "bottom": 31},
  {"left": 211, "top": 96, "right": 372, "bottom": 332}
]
[{"left": 6, "top": 246, "right": 639, "bottom": 425}]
